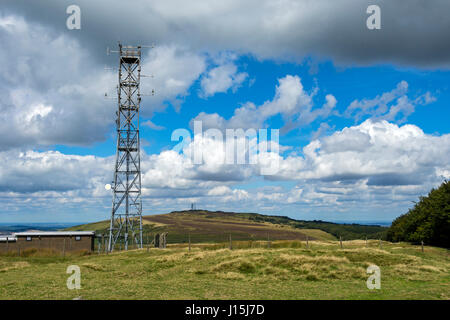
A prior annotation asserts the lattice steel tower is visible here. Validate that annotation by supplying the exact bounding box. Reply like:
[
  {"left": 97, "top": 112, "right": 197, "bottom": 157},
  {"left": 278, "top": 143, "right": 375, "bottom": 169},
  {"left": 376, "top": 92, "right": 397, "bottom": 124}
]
[{"left": 108, "top": 44, "right": 143, "bottom": 251}]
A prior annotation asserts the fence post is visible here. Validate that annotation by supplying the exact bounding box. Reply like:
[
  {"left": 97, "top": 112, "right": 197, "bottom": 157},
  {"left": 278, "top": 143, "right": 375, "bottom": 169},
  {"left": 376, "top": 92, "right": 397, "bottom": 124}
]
[
  {"left": 229, "top": 234, "right": 232, "bottom": 250},
  {"left": 365, "top": 236, "right": 368, "bottom": 248},
  {"left": 421, "top": 241, "right": 424, "bottom": 252},
  {"left": 306, "top": 235, "right": 309, "bottom": 249},
  {"left": 267, "top": 233, "right": 271, "bottom": 249},
  {"left": 339, "top": 236, "right": 343, "bottom": 249},
  {"left": 160, "top": 233, "right": 164, "bottom": 249},
  {"left": 188, "top": 234, "right": 191, "bottom": 252},
  {"left": 63, "top": 238, "right": 66, "bottom": 258},
  {"left": 6, "top": 237, "right": 8, "bottom": 253},
  {"left": 164, "top": 233, "right": 167, "bottom": 249}
]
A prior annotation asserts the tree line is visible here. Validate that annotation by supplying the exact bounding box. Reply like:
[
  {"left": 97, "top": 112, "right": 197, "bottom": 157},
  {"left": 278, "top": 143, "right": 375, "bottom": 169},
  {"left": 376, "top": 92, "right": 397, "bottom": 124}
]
[{"left": 386, "top": 180, "right": 449, "bottom": 248}]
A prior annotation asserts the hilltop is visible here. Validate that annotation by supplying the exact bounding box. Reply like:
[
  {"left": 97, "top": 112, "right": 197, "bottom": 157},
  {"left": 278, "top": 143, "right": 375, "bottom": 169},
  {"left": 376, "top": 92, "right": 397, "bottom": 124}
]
[{"left": 66, "top": 210, "right": 387, "bottom": 243}]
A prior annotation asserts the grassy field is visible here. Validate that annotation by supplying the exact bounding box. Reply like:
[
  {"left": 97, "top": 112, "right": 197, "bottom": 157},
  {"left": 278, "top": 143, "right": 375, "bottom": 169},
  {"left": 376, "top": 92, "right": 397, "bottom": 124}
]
[{"left": 0, "top": 240, "right": 448, "bottom": 299}]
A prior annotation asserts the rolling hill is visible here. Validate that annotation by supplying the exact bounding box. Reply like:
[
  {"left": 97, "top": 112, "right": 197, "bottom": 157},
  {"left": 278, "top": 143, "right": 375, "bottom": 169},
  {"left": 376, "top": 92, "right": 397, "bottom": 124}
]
[{"left": 66, "top": 210, "right": 387, "bottom": 243}]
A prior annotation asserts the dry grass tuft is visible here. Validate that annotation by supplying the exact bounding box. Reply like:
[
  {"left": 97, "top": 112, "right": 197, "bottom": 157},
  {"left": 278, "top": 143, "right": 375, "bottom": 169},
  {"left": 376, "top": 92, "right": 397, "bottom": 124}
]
[
  {"left": 418, "top": 265, "right": 443, "bottom": 273},
  {"left": 81, "top": 263, "right": 106, "bottom": 271},
  {"left": 216, "top": 272, "right": 245, "bottom": 280},
  {"left": 274, "top": 253, "right": 350, "bottom": 267},
  {"left": 0, "top": 261, "right": 30, "bottom": 272},
  {"left": 211, "top": 258, "right": 257, "bottom": 274}
]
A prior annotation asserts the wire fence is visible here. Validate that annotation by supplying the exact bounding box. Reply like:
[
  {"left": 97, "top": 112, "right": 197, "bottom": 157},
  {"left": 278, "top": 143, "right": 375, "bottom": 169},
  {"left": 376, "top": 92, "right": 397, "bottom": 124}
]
[
  {"left": 0, "top": 232, "right": 427, "bottom": 257},
  {"left": 92, "top": 232, "right": 418, "bottom": 254}
]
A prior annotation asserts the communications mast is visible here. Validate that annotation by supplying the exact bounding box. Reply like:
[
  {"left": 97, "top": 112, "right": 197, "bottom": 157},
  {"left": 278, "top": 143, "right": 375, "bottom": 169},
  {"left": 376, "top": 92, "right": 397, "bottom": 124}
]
[{"left": 108, "top": 44, "right": 144, "bottom": 251}]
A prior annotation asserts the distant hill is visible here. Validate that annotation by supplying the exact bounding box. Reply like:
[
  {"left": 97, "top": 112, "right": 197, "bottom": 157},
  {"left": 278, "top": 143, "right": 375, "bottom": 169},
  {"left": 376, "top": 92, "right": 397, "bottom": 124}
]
[
  {"left": 0, "top": 223, "right": 79, "bottom": 235},
  {"left": 66, "top": 210, "right": 387, "bottom": 243},
  {"left": 387, "top": 180, "right": 450, "bottom": 248},
  {"left": 236, "top": 212, "right": 388, "bottom": 240}
]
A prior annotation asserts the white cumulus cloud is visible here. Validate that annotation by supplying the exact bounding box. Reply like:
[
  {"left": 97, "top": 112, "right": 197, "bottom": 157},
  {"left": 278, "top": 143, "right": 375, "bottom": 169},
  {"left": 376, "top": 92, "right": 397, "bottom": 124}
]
[
  {"left": 200, "top": 62, "right": 248, "bottom": 98},
  {"left": 193, "top": 75, "right": 336, "bottom": 133}
]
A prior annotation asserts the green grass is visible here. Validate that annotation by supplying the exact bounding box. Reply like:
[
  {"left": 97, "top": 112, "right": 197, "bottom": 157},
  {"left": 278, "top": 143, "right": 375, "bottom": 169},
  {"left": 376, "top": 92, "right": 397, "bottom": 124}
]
[
  {"left": 297, "top": 229, "right": 336, "bottom": 241},
  {"left": 239, "top": 212, "right": 388, "bottom": 240},
  {"left": 1, "top": 240, "right": 448, "bottom": 299},
  {"left": 66, "top": 220, "right": 110, "bottom": 232}
]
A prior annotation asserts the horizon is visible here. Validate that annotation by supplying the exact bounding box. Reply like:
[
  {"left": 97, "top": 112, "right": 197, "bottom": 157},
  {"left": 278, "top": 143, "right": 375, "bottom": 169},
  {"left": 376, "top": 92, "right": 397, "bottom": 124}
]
[{"left": 0, "top": 209, "right": 393, "bottom": 227}]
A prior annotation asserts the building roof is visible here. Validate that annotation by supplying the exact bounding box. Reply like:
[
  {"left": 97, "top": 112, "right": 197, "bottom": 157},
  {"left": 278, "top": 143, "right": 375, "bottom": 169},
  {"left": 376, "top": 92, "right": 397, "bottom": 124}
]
[
  {"left": 0, "top": 236, "right": 16, "bottom": 242},
  {"left": 14, "top": 231, "right": 95, "bottom": 237}
]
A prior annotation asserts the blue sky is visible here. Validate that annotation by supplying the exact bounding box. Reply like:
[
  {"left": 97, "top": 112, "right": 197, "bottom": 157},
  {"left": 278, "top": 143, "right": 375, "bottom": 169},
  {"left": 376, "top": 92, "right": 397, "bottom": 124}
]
[
  {"left": 54, "top": 58, "right": 450, "bottom": 157},
  {"left": 0, "top": 1, "right": 449, "bottom": 224}
]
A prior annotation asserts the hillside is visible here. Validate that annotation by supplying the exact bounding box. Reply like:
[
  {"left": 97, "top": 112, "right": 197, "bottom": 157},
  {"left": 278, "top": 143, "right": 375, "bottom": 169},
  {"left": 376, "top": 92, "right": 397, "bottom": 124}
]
[
  {"left": 1, "top": 240, "right": 448, "bottom": 299},
  {"left": 66, "top": 210, "right": 387, "bottom": 243}
]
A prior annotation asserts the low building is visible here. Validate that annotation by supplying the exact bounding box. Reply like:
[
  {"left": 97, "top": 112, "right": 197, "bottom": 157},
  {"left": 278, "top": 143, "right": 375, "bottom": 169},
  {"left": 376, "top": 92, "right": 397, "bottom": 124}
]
[
  {"left": 0, "top": 231, "right": 95, "bottom": 254},
  {"left": 0, "top": 235, "right": 16, "bottom": 253}
]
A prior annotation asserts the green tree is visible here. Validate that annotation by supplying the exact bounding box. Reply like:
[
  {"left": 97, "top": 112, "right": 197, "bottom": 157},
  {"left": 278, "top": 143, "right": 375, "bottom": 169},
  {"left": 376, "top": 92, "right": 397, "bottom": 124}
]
[{"left": 386, "top": 180, "right": 450, "bottom": 248}]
